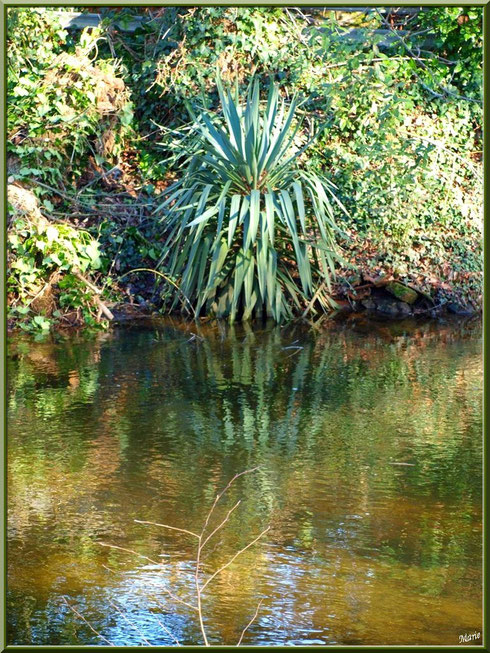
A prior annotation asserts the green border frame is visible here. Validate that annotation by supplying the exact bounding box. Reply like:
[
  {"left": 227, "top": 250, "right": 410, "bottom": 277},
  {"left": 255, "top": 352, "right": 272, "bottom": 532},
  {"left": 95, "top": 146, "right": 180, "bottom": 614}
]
[{"left": 1, "top": 2, "right": 487, "bottom": 651}]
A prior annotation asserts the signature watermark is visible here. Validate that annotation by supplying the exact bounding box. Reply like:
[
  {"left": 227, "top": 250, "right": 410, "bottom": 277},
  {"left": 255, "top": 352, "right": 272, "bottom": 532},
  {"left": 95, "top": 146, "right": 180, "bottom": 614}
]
[{"left": 459, "top": 631, "right": 481, "bottom": 644}]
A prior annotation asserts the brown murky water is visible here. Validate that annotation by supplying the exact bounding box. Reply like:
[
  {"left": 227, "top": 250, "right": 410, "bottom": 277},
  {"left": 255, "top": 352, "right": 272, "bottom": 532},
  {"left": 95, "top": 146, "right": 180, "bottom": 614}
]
[{"left": 7, "top": 317, "right": 482, "bottom": 646}]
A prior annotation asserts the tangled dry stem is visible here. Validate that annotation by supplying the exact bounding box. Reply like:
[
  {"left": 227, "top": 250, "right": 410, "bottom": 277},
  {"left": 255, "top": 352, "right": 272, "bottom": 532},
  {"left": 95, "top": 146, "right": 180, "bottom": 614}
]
[
  {"left": 66, "top": 468, "right": 269, "bottom": 646},
  {"left": 135, "top": 466, "right": 269, "bottom": 646}
]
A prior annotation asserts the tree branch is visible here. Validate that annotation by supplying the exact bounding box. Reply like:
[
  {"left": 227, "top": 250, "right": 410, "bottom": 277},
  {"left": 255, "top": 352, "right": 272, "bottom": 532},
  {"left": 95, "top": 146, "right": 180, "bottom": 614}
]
[
  {"left": 62, "top": 597, "right": 115, "bottom": 646},
  {"left": 237, "top": 599, "right": 264, "bottom": 646},
  {"left": 201, "top": 500, "right": 241, "bottom": 549},
  {"left": 155, "top": 615, "right": 181, "bottom": 646},
  {"left": 134, "top": 519, "right": 200, "bottom": 539},
  {"left": 201, "top": 527, "right": 271, "bottom": 593},
  {"left": 97, "top": 541, "right": 161, "bottom": 566},
  {"left": 201, "top": 467, "right": 261, "bottom": 533},
  {"left": 109, "top": 600, "right": 152, "bottom": 646}
]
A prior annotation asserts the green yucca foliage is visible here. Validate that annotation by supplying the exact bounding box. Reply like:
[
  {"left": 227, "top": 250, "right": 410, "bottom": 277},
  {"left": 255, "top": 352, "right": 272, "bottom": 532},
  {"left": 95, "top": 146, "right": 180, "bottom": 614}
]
[{"left": 156, "top": 77, "right": 345, "bottom": 322}]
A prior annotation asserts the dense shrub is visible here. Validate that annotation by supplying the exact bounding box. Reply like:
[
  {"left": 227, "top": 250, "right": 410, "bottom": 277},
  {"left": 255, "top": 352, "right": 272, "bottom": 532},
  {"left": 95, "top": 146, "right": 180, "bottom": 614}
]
[
  {"left": 141, "top": 7, "right": 481, "bottom": 308},
  {"left": 7, "top": 186, "right": 108, "bottom": 332},
  {"left": 406, "top": 6, "right": 483, "bottom": 99},
  {"left": 7, "top": 8, "right": 133, "bottom": 188}
]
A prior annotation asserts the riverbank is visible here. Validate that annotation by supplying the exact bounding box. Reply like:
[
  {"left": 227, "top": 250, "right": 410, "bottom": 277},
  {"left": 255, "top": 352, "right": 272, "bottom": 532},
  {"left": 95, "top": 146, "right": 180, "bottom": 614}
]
[
  {"left": 7, "top": 180, "right": 481, "bottom": 336},
  {"left": 7, "top": 7, "right": 482, "bottom": 333}
]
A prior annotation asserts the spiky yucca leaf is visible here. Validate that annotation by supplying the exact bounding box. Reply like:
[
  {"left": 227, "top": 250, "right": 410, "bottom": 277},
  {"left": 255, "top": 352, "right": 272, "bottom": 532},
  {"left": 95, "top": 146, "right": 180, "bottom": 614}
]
[{"left": 156, "top": 77, "right": 346, "bottom": 322}]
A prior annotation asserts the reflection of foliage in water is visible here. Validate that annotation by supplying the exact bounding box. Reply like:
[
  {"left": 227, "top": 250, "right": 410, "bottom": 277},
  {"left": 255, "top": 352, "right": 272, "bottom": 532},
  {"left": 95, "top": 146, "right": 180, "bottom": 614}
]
[{"left": 7, "top": 319, "right": 482, "bottom": 645}]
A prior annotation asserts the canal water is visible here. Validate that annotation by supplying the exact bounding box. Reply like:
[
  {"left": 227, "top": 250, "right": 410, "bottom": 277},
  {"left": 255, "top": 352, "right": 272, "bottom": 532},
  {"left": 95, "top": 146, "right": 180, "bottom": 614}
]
[{"left": 7, "top": 317, "right": 482, "bottom": 646}]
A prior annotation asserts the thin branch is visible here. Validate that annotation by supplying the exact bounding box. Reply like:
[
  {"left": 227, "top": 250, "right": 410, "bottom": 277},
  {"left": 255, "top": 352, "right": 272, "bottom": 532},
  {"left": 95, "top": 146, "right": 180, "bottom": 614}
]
[
  {"left": 151, "top": 593, "right": 197, "bottom": 614},
  {"left": 201, "top": 467, "right": 261, "bottom": 534},
  {"left": 62, "top": 597, "right": 115, "bottom": 646},
  {"left": 93, "top": 468, "right": 269, "bottom": 647},
  {"left": 134, "top": 519, "right": 201, "bottom": 539},
  {"left": 214, "top": 467, "right": 262, "bottom": 505},
  {"left": 147, "top": 597, "right": 183, "bottom": 645},
  {"left": 154, "top": 615, "right": 181, "bottom": 646},
  {"left": 374, "top": 8, "right": 482, "bottom": 105},
  {"left": 401, "top": 132, "right": 483, "bottom": 178},
  {"left": 97, "top": 541, "right": 161, "bottom": 566},
  {"left": 193, "top": 468, "right": 263, "bottom": 646},
  {"left": 108, "top": 600, "right": 152, "bottom": 646},
  {"left": 25, "top": 282, "right": 50, "bottom": 308},
  {"left": 195, "top": 533, "right": 208, "bottom": 646},
  {"left": 236, "top": 599, "right": 264, "bottom": 646},
  {"left": 201, "top": 527, "right": 271, "bottom": 593},
  {"left": 33, "top": 180, "right": 76, "bottom": 202},
  {"left": 322, "top": 55, "right": 432, "bottom": 71},
  {"left": 72, "top": 268, "right": 114, "bottom": 321},
  {"left": 201, "top": 500, "right": 241, "bottom": 549},
  {"left": 159, "top": 588, "right": 199, "bottom": 612}
]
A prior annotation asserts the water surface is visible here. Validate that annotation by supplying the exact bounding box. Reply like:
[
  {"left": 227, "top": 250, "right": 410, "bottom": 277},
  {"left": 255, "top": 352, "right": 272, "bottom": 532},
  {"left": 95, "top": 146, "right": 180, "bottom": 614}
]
[{"left": 7, "top": 317, "right": 482, "bottom": 646}]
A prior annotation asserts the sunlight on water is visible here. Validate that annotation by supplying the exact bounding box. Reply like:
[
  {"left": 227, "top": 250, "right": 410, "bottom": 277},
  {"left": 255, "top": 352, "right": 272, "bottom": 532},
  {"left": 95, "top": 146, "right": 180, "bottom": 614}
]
[{"left": 7, "top": 317, "right": 482, "bottom": 646}]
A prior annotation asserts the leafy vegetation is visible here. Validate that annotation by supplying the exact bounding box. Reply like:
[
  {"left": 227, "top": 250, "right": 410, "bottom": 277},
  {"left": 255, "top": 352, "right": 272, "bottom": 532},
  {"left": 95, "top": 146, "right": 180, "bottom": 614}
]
[
  {"left": 7, "top": 6, "right": 483, "bottom": 330},
  {"left": 8, "top": 8, "right": 133, "bottom": 189},
  {"left": 405, "top": 6, "right": 483, "bottom": 99},
  {"left": 7, "top": 203, "right": 106, "bottom": 333}
]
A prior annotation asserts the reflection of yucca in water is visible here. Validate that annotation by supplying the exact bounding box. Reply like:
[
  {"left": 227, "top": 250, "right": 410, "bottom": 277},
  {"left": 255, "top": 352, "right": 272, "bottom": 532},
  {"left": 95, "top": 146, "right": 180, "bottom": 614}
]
[{"left": 64, "top": 468, "right": 269, "bottom": 646}]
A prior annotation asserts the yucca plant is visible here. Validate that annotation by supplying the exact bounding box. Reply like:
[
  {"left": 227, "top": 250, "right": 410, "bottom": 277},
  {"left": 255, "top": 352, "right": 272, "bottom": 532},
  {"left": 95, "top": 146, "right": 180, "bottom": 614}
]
[{"left": 156, "top": 76, "right": 346, "bottom": 322}]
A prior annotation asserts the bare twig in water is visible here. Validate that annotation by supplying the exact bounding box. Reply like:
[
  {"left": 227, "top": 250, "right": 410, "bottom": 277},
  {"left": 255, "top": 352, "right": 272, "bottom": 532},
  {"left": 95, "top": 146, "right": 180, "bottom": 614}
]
[
  {"left": 200, "top": 527, "right": 271, "bottom": 592},
  {"left": 97, "top": 541, "right": 161, "bottom": 566},
  {"left": 159, "top": 588, "right": 198, "bottom": 612},
  {"left": 236, "top": 599, "right": 264, "bottom": 646},
  {"left": 62, "top": 597, "right": 115, "bottom": 646},
  {"left": 201, "top": 500, "right": 241, "bottom": 548},
  {"left": 149, "top": 596, "right": 183, "bottom": 645},
  {"left": 154, "top": 615, "right": 181, "bottom": 646},
  {"left": 202, "top": 467, "right": 261, "bottom": 533},
  {"left": 69, "top": 469, "right": 268, "bottom": 646},
  {"left": 108, "top": 600, "right": 152, "bottom": 646},
  {"left": 134, "top": 519, "right": 200, "bottom": 539},
  {"left": 135, "top": 467, "right": 268, "bottom": 646}
]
